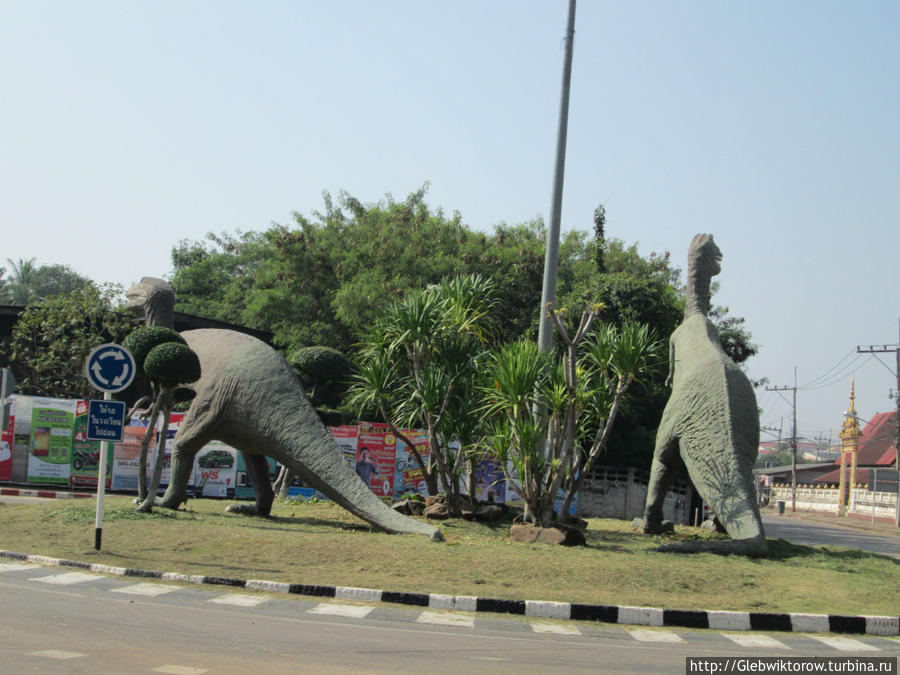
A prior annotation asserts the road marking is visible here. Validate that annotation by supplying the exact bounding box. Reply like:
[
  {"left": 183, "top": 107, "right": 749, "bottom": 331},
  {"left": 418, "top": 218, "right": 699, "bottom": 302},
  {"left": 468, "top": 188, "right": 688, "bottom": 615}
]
[
  {"left": 723, "top": 634, "right": 789, "bottom": 649},
  {"left": 627, "top": 628, "right": 684, "bottom": 643},
  {"left": 811, "top": 636, "right": 880, "bottom": 652},
  {"left": 0, "top": 562, "right": 30, "bottom": 572},
  {"left": 28, "top": 650, "right": 87, "bottom": 660},
  {"left": 29, "top": 572, "right": 97, "bottom": 585},
  {"left": 111, "top": 583, "right": 179, "bottom": 597},
  {"left": 152, "top": 667, "right": 209, "bottom": 674},
  {"left": 417, "top": 611, "right": 475, "bottom": 628},
  {"left": 531, "top": 622, "right": 581, "bottom": 635},
  {"left": 209, "top": 593, "right": 267, "bottom": 607},
  {"left": 308, "top": 603, "right": 374, "bottom": 618}
]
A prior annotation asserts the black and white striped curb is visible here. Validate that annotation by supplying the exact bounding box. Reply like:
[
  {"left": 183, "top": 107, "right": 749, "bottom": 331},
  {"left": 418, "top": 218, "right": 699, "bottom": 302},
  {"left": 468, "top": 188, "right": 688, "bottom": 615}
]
[{"left": 2, "top": 549, "right": 897, "bottom": 637}]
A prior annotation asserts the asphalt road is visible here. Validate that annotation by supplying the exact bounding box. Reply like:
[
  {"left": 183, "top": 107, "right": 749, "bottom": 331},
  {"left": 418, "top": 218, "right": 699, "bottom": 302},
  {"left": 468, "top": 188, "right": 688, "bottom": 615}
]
[
  {"left": 1, "top": 562, "right": 896, "bottom": 674},
  {"left": 761, "top": 513, "right": 900, "bottom": 560}
]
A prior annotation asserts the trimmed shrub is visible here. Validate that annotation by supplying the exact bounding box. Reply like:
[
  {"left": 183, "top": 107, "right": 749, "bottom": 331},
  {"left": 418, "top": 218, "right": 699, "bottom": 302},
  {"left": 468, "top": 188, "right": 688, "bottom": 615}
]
[
  {"left": 123, "top": 327, "right": 186, "bottom": 374},
  {"left": 144, "top": 342, "right": 201, "bottom": 388}
]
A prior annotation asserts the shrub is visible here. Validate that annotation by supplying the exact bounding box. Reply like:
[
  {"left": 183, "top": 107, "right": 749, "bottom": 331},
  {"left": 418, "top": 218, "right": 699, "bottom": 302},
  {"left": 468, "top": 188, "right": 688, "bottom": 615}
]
[{"left": 144, "top": 342, "right": 201, "bottom": 388}]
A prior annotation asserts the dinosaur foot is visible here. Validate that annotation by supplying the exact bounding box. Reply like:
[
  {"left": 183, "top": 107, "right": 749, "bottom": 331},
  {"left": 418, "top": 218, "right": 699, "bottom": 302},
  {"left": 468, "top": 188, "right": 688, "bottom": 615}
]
[
  {"left": 631, "top": 517, "right": 674, "bottom": 534},
  {"left": 225, "top": 502, "right": 261, "bottom": 516},
  {"left": 657, "top": 535, "right": 768, "bottom": 558}
]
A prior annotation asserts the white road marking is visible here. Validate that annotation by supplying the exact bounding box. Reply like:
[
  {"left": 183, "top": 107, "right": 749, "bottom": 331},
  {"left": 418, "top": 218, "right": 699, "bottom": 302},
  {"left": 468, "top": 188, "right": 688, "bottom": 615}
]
[
  {"left": 29, "top": 572, "right": 97, "bottom": 585},
  {"left": 28, "top": 650, "right": 87, "bottom": 660},
  {"left": 152, "top": 667, "right": 209, "bottom": 674},
  {"left": 627, "top": 628, "right": 684, "bottom": 643},
  {"left": 111, "top": 583, "right": 179, "bottom": 597},
  {"left": 209, "top": 593, "right": 267, "bottom": 607},
  {"left": 417, "top": 611, "right": 475, "bottom": 628},
  {"left": 0, "top": 562, "right": 30, "bottom": 572},
  {"left": 811, "top": 636, "right": 880, "bottom": 652},
  {"left": 308, "top": 603, "right": 374, "bottom": 618},
  {"left": 723, "top": 633, "right": 789, "bottom": 649},
  {"left": 531, "top": 622, "right": 581, "bottom": 635}
]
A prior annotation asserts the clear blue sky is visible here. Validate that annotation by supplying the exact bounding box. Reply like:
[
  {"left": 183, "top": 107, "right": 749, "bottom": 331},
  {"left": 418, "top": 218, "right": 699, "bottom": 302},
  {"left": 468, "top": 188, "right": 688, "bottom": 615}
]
[{"left": 2, "top": 1, "right": 898, "bottom": 444}]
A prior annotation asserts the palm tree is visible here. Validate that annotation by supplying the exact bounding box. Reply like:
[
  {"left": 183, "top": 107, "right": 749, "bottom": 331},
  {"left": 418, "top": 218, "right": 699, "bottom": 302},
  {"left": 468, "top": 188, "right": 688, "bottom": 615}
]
[{"left": 5, "top": 257, "right": 41, "bottom": 305}]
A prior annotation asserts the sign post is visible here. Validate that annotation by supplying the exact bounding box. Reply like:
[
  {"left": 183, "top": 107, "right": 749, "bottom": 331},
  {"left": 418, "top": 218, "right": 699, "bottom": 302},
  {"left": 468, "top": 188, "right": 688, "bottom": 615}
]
[{"left": 84, "top": 344, "right": 136, "bottom": 550}]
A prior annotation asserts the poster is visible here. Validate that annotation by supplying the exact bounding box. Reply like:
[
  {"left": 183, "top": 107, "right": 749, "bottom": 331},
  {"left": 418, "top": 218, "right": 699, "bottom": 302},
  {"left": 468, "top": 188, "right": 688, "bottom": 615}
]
[
  {"left": 0, "top": 397, "right": 13, "bottom": 482},
  {"left": 329, "top": 425, "right": 359, "bottom": 469},
  {"left": 111, "top": 417, "right": 149, "bottom": 491},
  {"left": 356, "top": 422, "right": 396, "bottom": 497},
  {"left": 110, "top": 411, "right": 188, "bottom": 493},
  {"left": 193, "top": 441, "right": 237, "bottom": 498},
  {"left": 392, "top": 429, "right": 430, "bottom": 499},
  {"left": 69, "top": 400, "right": 112, "bottom": 488},
  {"left": 27, "top": 398, "right": 76, "bottom": 484},
  {"left": 234, "top": 453, "right": 278, "bottom": 500},
  {"left": 473, "top": 459, "right": 506, "bottom": 504}
]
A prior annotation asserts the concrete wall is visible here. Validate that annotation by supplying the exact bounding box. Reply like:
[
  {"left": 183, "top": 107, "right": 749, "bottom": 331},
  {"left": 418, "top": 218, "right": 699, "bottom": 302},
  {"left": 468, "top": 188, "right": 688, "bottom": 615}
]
[
  {"left": 577, "top": 465, "right": 692, "bottom": 524},
  {"left": 770, "top": 484, "right": 898, "bottom": 521}
]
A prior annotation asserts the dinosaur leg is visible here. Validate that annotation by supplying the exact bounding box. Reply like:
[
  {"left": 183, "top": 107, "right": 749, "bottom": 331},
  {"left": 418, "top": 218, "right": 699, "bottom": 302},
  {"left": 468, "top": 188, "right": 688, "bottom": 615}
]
[
  {"left": 635, "top": 434, "right": 679, "bottom": 534},
  {"left": 660, "top": 435, "right": 767, "bottom": 557},
  {"left": 225, "top": 453, "right": 274, "bottom": 517},
  {"left": 158, "top": 405, "right": 215, "bottom": 510}
]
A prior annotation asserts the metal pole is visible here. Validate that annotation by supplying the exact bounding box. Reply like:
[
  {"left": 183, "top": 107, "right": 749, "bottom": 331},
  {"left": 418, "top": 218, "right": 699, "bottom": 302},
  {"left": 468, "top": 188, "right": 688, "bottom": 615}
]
[
  {"left": 94, "top": 391, "right": 110, "bottom": 550},
  {"left": 791, "top": 368, "right": 797, "bottom": 513},
  {"left": 895, "top": 322, "right": 899, "bottom": 528},
  {"left": 537, "top": 0, "right": 577, "bottom": 352}
]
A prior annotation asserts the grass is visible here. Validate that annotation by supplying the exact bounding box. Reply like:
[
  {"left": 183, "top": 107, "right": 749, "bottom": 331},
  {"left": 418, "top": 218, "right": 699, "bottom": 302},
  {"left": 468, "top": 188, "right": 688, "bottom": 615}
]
[{"left": 1, "top": 495, "right": 898, "bottom": 617}]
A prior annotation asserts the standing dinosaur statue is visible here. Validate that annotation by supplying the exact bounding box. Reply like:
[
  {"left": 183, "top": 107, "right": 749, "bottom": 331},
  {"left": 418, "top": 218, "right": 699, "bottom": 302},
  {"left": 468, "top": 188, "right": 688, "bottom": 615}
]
[
  {"left": 125, "top": 277, "right": 442, "bottom": 541},
  {"left": 633, "top": 235, "right": 767, "bottom": 556}
]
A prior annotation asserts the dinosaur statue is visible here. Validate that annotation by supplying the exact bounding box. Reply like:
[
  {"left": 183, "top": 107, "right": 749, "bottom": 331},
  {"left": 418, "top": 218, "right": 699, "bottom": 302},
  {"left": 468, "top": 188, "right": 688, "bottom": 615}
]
[
  {"left": 125, "top": 277, "right": 443, "bottom": 541},
  {"left": 633, "top": 235, "right": 767, "bottom": 556}
]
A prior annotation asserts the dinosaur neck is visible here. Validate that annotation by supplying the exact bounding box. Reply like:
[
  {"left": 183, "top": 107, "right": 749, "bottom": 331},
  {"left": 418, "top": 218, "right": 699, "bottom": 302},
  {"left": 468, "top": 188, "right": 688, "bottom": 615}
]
[
  {"left": 684, "top": 270, "right": 711, "bottom": 319},
  {"left": 145, "top": 302, "right": 174, "bottom": 329}
]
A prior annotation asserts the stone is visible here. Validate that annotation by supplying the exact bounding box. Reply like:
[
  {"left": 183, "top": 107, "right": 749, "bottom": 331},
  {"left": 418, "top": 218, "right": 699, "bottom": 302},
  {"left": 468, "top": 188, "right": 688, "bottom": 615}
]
[
  {"left": 474, "top": 505, "right": 505, "bottom": 522},
  {"left": 424, "top": 503, "right": 449, "bottom": 520},
  {"left": 509, "top": 524, "right": 586, "bottom": 547}
]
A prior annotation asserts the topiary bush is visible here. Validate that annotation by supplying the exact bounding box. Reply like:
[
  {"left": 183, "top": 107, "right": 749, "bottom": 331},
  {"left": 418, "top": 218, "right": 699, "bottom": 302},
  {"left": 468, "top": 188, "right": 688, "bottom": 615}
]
[
  {"left": 123, "top": 326, "right": 186, "bottom": 375},
  {"left": 144, "top": 342, "right": 201, "bottom": 388},
  {"left": 290, "top": 346, "right": 351, "bottom": 407}
]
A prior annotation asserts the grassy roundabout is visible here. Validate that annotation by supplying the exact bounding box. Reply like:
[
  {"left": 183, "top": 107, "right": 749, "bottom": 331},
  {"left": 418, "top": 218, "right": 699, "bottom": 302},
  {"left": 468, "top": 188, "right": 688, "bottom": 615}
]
[{"left": 1, "top": 495, "right": 897, "bottom": 616}]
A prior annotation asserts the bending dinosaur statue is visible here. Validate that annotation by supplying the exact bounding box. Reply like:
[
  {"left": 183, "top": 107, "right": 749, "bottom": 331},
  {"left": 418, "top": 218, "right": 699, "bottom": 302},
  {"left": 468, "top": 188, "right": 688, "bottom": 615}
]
[
  {"left": 125, "top": 277, "right": 442, "bottom": 541},
  {"left": 633, "top": 235, "right": 767, "bottom": 556}
]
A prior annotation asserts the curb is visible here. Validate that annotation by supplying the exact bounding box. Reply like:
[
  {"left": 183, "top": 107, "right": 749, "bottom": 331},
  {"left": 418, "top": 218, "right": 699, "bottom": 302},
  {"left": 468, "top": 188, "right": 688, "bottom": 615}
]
[
  {"left": 1, "top": 549, "right": 897, "bottom": 637},
  {"left": 0, "top": 488, "right": 93, "bottom": 499}
]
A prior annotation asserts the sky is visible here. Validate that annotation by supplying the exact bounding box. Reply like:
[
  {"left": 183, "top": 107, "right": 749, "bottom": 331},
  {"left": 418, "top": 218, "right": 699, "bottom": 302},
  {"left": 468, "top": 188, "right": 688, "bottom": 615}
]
[{"left": 2, "top": 1, "right": 898, "bottom": 445}]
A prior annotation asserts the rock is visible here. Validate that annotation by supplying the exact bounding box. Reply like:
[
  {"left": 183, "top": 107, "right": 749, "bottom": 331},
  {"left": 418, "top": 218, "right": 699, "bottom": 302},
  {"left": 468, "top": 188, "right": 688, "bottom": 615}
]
[
  {"left": 509, "top": 524, "right": 586, "bottom": 547},
  {"left": 392, "top": 499, "right": 426, "bottom": 516},
  {"left": 424, "top": 503, "right": 449, "bottom": 520},
  {"left": 474, "top": 505, "right": 504, "bottom": 522},
  {"left": 632, "top": 517, "right": 675, "bottom": 534},
  {"left": 425, "top": 494, "right": 446, "bottom": 508},
  {"left": 701, "top": 517, "right": 727, "bottom": 533}
]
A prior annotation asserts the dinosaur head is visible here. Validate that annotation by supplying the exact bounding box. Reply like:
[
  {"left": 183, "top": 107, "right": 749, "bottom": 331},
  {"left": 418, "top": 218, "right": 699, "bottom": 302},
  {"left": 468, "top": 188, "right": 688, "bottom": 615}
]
[
  {"left": 689, "top": 234, "right": 722, "bottom": 279},
  {"left": 684, "top": 234, "right": 721, "bottom": 318},
  {"left": 126, "top": 277, "right": 176, "bottom": 328}
]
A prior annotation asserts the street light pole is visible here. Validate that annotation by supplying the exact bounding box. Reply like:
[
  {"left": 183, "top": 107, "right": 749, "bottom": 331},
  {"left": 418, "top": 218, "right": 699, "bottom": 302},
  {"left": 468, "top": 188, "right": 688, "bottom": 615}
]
[{"left": 537, "top": 0, "right": 576, "bottom": 353}]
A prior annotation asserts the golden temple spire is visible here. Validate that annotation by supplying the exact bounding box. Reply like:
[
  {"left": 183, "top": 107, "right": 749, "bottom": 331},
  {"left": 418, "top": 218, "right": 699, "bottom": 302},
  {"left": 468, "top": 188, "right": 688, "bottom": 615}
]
[{"left": 840, "top": 375, "right": 861, "bottom": 440}]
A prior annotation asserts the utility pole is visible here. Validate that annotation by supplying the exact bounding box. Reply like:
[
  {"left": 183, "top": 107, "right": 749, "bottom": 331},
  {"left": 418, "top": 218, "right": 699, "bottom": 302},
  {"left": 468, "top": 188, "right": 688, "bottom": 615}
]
[
  {"left": 537, "top": 0, "right": 577, "bottom": 353},
  {"left": 856, "top": 321, "right": 900, "bottom": 527},
  {"left": 767, "top": 369, "right": 798, "bottom": 513}
]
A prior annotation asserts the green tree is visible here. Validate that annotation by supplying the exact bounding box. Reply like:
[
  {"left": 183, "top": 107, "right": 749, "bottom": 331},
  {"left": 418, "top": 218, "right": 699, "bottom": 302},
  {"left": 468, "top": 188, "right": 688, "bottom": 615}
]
[
  {"left": 4, "top": 257, "right": 41, "bottom": 305},
  {"left": 479, "top": 309, "right": 662, "bottom": 527},
  {"left": 1, "top": 284, "right": 134, "bottom": 398},
  {"left": 347, "top": 274, "right": 498, "bottom": 514}
]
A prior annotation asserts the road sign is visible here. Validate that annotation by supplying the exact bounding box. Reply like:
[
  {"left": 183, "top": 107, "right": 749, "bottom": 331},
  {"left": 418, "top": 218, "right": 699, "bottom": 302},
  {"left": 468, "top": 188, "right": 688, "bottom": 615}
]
[
  {"left": 86, "top": 399, "right": 127, "bottom": 442},
  {"left": 85, "top": 344, "right": 136, "bottom": 393}
]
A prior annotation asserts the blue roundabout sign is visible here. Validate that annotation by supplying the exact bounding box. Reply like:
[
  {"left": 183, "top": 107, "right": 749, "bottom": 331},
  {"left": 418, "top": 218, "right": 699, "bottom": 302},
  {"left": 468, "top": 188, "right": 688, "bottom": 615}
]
[{"left": 84, "top": 343, "right": 136, "bottom": 394}]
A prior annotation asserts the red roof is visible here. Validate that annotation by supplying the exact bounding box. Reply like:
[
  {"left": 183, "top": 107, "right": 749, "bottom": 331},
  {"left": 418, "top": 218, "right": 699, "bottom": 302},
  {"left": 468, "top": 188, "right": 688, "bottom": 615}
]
[{"left": 831, "top": 410, "right": 897, "bottom": 468}]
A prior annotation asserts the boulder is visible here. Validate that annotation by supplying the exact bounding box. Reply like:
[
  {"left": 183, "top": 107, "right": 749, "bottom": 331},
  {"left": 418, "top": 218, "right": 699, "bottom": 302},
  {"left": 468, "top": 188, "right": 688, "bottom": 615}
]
[{"left": 509, "top": 523, "right": 586, "bottom": 547}]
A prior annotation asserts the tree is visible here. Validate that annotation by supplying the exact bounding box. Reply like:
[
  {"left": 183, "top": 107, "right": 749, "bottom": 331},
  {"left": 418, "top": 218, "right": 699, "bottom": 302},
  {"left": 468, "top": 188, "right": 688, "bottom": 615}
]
[
  {"left": 4, "top": 257, "right": 41, "bottom": 305},
  {"left": 347, "top": 274, "right": 498, "bottom": 514},
  {"left": 122, "top": 326, "right": 200, "bottom": 512},
  {"left": 479, "top": 307, "right": 663, "bottom": 527},
  {"left": 1, "top": 284, "right": 134, "bottom": 398}
]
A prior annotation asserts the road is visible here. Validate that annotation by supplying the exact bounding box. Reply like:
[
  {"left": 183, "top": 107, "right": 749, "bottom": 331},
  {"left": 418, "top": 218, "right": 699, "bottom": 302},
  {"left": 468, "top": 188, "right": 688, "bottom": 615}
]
[
  {"left": 1, "top": 561, "right": 896, "bottom": 674},
  {"left": 761, "top": 513, "right": 900, "bottom": 560}
]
